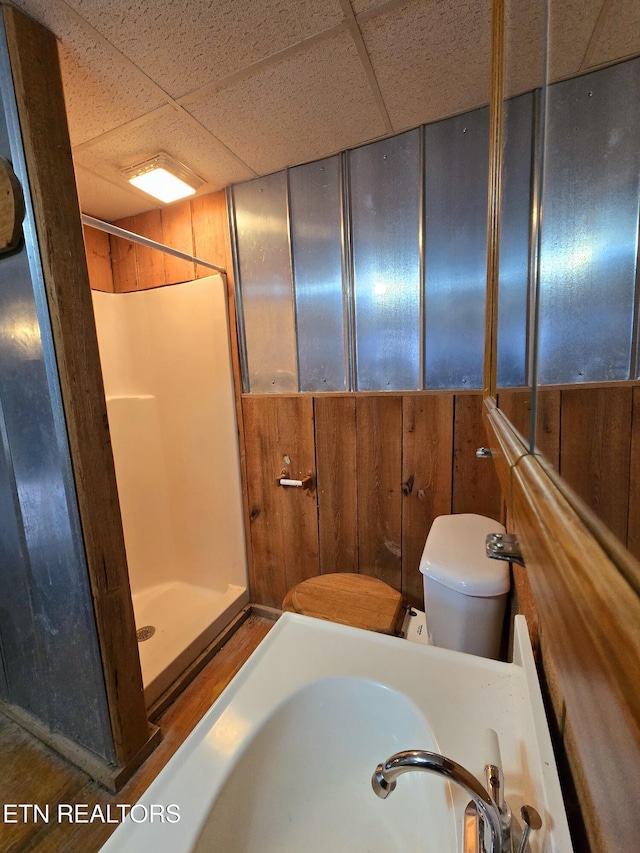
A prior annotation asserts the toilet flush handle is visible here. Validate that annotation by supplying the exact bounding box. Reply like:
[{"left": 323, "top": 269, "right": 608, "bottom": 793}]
[{"left": 486, "top": 533, "right": 525, "bottom": 567}]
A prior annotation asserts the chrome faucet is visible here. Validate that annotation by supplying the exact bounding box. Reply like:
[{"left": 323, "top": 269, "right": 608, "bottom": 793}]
[{"left": 372, "top": 750, "right": 505, "bottom": 853}]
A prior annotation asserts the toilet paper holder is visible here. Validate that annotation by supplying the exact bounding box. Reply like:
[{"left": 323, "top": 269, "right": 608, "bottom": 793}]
[{"left": 278, "top": 470, "right": 314, "bottom": 490}]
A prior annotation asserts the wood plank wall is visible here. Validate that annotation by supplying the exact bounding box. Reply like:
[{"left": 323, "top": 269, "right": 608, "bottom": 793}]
[
  {"left": 98, "top": 192, "right": 231, "bottom": 292},
  {"left": 629, "top": 387, "right": 640, "bottom": 560},
  {"left": 83, "top": 225, "right": 113, "bottom": 292},
  {"left": 242, "top": 392, "right": 502, "bottom": 609},
  {"left": 498, "top": 383, "right": 640, "bottom": 560}
]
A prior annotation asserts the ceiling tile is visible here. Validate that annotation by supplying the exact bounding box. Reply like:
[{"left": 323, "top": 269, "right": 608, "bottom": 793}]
[
  {"left": 73, "top": 163, "right": 154, "bottom": 220},
  {"left": 9, "top": 0, "right": 81, "bottom": 38},
  {"left": 503, "top": 0, "right": 547, "bottom": 97},
  {"left": 73, "top": 105, "right": 255, "bottom": 209},
  {"left": 359, "top": 0, "right": 493, "bottom": 131},
  {"left": 181, "top": 31, "right": 387, "bottom": 175},
  {"left": 12, "top": 0, "right": 632, "bottom": 223},
  {"left": 63, "top": 0, "right": 345, "bottom": 99},
  {"left": 547, "top": 0, "right": 604, "bottom": 81},
  {"left": 10, "top": 0, "right": 165, "bottom": 145},
  {"left": 57, "top": 42, "right": 166, "bottom": 146},
  {"left": 351, "top": 0, "right": 389, "bottom": 12},
  {"left": 584, "top": 0, "right": 640, "bottom": 69}
]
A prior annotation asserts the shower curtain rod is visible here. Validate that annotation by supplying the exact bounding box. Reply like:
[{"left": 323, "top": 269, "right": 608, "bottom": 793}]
[{"left": 81, "top": 213, "right": 228, "bottom": 275}]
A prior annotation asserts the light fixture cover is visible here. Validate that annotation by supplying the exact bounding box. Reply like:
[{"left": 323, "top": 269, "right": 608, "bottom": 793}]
[{"left": 124, "top": 152, "right": 204, "bottom": 203}]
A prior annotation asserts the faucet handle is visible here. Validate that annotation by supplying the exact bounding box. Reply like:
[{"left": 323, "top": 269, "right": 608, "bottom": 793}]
[
  {"left": 484, "top": 729, "right": 512, "bottom": 849},
  {"left": 483, "top": 730, "right": 506, "bottom": 813},
  {"left": 516, "top": 805, "right": 542, "bottom": 853}
]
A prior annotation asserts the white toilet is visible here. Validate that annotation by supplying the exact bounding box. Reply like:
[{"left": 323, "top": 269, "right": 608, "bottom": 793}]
[
  {"left": 418, "top": 513, "right": 510, "bottom": 659},
  {"left": 283, "top": 512, "right": 510, "bottom": 661}
]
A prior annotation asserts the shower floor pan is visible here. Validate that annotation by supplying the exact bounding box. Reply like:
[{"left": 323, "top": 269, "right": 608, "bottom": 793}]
[{"left": 132, "top": 580, "right": 248, "bottom": 707}]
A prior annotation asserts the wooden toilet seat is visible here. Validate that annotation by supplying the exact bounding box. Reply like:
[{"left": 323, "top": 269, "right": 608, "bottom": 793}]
[{"left": 282, "top": 573, "right": 405, "bottom": 635}]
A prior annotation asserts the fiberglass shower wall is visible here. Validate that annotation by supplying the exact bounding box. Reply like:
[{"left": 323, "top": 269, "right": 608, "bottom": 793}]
[{"left": 92, "top": 276, "right": 248, "bottom": 705}]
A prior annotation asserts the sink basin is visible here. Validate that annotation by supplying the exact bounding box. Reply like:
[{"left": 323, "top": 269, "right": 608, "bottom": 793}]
[
  {"left": 195, "top": 677, "right": 454, "bottom": 852},
  {"left": 100, "top": 613, "right": 572, "bottom": 852}
]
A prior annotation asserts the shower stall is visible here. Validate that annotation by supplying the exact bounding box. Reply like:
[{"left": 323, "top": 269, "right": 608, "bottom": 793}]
[{"left": 91, "top": 275, "right": 248, "bottom": 707}]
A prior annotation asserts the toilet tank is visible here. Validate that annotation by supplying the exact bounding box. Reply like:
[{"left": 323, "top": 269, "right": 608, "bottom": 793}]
[{"left": 419, "top": 514, "right": 510, "bottom": 659}]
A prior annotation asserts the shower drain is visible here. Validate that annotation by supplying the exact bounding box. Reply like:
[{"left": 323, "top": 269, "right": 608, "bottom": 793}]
[{"left": 136, "top": 625, "right": 155, "bottom": 642}]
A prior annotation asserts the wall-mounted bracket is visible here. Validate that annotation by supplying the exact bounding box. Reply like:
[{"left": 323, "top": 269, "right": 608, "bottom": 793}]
[
  {"left": 486, "top": 533, "right": 525, "bottom": 566},
  {"left": 476, "top": 446, "right": 493, "bottom": 459}
]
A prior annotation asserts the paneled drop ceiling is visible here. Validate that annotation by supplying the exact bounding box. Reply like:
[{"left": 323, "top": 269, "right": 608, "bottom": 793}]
[{"left": 6, "top": 0, "right": 640, "bottom": 221}]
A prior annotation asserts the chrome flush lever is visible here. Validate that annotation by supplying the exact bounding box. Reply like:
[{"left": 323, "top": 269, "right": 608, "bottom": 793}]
[
  {"left": 486, "top": 533, "right": 525, "bottom": 567},
  {"left": 476, "top": 447, "right": 493, "bottom": 458}
]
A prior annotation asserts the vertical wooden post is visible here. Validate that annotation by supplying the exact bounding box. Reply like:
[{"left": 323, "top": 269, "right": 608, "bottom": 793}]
[{"left": 2, "top": 5, "right": 154, "bottom": 777}]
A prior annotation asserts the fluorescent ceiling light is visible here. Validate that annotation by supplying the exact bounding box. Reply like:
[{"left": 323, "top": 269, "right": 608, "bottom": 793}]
[{"left": 124, "top": 153, "right": 204, "bottom": 204}]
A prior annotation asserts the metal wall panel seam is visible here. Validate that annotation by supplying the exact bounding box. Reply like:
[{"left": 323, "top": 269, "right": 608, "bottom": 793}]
[
  {"left": 341, "top": 150, "right": 357, "bottom": 392},
  {"left": 419, "top": 123, "right": 426, "bottom": 391},
  {"left": 629, "top": 204, "right": 640, "bottom": 380},
  {"left": 285, "top": 168, "right": 301, "bottom": 392},
  {"left": 227, "top": 186, "right": 250, "bottom": 394}
]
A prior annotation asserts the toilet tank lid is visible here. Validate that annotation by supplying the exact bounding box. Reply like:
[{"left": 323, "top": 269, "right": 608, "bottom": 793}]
[{"left": 419, "top": 514, "right": 510, "bottom": 597}]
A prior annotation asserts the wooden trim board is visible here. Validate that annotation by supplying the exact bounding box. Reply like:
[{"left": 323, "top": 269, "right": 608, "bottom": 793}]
[
  {"left": 2, "top": 6, "right": 150, "bottom": 772},
  {"left": 484, "top": 398, "right": 640, "bottom": 851}
]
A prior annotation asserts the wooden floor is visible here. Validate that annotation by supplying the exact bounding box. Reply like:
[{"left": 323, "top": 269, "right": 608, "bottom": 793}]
[{"left": 0, "top": 614, "right": 274, "bottom": 853}]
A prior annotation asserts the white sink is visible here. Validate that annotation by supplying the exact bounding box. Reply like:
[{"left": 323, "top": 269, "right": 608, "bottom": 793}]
[
  {"left": 194, "top": 677, "right": 454, "bottom": 852},
  {"left": 101, "top": 613, "right": 572, "bottom": 852}
]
